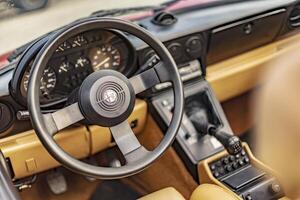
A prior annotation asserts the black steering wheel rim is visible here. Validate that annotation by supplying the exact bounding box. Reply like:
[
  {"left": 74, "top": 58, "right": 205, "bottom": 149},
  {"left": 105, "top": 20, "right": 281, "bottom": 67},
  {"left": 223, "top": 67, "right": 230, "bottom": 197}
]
[{"left": 28, "top": 17, "right": 184, "bottom": 179}]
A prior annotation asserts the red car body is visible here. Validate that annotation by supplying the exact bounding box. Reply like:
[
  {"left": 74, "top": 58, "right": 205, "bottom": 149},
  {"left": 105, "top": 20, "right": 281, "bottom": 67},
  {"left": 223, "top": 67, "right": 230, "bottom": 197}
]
[{"left": 0, "top": 52, "right": 11, "bottom": 69}]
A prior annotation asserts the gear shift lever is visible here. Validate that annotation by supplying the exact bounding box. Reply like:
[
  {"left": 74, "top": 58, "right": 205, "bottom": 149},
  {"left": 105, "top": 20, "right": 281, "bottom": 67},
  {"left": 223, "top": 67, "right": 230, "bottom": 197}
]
[
  {"left": 187, "top": 103, "right": 242, "bottom": 155},
  {"left": 207, "top": 125, "right": 242, "bottom": 155}
]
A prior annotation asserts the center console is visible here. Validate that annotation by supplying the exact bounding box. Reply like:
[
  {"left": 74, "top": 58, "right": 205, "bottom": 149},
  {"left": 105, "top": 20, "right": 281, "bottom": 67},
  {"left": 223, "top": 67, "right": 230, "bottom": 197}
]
[
  {"left": 151, "top": 77, "right": 230, "bottom": 179},
  {"left": 149, "top": 59, "right": 286, "bottom": 199}
]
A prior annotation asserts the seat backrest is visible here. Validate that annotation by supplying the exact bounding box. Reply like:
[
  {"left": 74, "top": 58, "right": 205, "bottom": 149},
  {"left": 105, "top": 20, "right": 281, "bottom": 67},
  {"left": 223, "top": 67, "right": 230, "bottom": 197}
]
[
  {"left": 138, "top": 187, "right": 185, "bottom": 200},
  {"left": 138, "top": 184, "right": 240, "bottom": 200},
  {"left": 190, "top": 184, "right": 240, "bottom": 200}
]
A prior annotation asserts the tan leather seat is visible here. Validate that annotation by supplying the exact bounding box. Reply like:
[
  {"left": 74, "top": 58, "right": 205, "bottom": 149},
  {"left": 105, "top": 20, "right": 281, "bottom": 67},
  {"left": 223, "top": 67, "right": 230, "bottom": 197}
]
[
  {"left": 139, "top": 184, "right": 239, "bottom": 200},
  {"left": 138, "top": 187, "right": 185, "bottom": 200},
  {"left": 190, "top": 184, "right": 240, "bottom": 200}
]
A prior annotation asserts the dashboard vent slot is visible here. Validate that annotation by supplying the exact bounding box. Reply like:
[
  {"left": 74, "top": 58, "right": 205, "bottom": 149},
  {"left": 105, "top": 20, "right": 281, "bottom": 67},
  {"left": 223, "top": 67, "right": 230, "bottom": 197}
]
[
  {"left": 138, "top": 23, "right": 148, "bottom": 30},
  {"left": 289, "top": 4, "right": 300, "bottom": 28}
]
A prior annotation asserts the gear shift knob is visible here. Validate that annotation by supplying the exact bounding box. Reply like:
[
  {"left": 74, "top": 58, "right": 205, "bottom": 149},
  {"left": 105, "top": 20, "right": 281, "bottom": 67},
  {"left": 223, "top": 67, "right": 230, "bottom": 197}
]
[
  {"left": 208, "top": 126, "right": 242, "bottom": 155},
  {"left": 187, "top": 106, "right": 242, "bottom": 155}
]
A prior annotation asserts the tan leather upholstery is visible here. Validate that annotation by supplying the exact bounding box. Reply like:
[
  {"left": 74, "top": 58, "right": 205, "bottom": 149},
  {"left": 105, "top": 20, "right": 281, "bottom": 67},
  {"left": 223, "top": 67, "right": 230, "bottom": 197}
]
[
  {"left": 190, "top": 184, "right": 240, "bottom": 200},
  {"left": 138, "top": 187, "right": 185, "bottom": 200},
  {"left": 139, "top": 184, "right": 239, "bottom": 200}
]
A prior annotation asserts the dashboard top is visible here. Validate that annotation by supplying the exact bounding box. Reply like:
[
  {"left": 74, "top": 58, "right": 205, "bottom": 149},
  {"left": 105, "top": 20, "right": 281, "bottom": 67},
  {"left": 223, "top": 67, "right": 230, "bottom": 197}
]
[
  {"left": 132, "top": 0, "right": 297, "bottom": 49},
  {"left": 1, "top": 0, "right": 297, "bottom": 94}
]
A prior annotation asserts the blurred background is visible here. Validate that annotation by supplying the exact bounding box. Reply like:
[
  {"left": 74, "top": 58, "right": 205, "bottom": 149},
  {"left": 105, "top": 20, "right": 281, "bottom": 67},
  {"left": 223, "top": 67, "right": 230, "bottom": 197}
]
[{"left": 0, "top": 0, "right": 166, "bottom": 55}]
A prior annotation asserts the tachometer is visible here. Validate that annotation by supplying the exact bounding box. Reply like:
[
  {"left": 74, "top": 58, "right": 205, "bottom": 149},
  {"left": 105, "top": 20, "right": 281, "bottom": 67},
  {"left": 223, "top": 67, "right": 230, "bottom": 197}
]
[{"left": 89, "top": 44, "right": 121, "bottom": 71}]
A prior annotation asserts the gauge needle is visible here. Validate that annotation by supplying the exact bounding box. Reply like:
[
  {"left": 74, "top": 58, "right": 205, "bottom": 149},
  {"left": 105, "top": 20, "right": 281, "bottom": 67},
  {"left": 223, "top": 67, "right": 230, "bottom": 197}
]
[
  {"left": 94, "top": 57, "right": 110, "bottom": 69},
  {"left": 74, "top": 41, "right": 81, "bottom": 47}
]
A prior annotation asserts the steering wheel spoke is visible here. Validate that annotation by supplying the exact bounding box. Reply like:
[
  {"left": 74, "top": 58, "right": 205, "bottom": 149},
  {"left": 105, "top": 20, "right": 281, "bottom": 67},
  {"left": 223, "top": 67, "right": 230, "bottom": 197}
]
[
  {"left": 43, "top": 103, "right": 85, "bottom": 136},
  {"left": 109, "top": 121, "right": 149, "bottom": 163},
  {"left": 129, "top": 61, "right": 171, "bottom": 94}
]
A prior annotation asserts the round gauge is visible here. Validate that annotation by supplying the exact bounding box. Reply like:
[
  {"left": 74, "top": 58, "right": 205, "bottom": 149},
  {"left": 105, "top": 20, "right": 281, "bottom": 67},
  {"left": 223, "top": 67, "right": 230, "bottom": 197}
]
[
  {"left": 89, "top": 45, "right": 121, "bottom": 71},
  {"left": 75, "top": 57, "right": 90, "bottom": 69},
  {"left": 71, "top": 35, "right": 88, "bottom": 48},
  {"left": 40, "top": 68, "right": 56, "bottom": 96},
  {"left": 56, "top": 41, "right": 71, "bottom": 52},
  {"left": 23, "top": 68, "right": 57, "bottom": 98},
  {"left": 58, "top": 61, "right": 72, "bottom": 74}
]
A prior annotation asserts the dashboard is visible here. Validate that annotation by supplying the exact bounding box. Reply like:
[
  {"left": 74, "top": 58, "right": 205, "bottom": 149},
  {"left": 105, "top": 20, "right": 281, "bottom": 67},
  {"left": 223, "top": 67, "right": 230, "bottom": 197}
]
[
  {"left": 0, "top": 0, "right": 298, "bottom": 136},
  {"left": 18, "top": 29, "right": 136, "bottom": 106}
]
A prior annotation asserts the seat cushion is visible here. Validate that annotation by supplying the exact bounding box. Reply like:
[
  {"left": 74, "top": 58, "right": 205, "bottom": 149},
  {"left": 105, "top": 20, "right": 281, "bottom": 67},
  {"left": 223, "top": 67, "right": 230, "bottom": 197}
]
[
  {"left": 138, "top": 187, "right": 185, "bottom": 200},
  {"left": 190, "top": 184, "right": 240, "bottom": 200}
]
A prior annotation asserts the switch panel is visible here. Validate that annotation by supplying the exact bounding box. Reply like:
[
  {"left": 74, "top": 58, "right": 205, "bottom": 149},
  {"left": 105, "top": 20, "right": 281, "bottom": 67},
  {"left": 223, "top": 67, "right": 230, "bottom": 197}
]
[{"left": 209, "top": 149, "right": 250, "bottom": 179}]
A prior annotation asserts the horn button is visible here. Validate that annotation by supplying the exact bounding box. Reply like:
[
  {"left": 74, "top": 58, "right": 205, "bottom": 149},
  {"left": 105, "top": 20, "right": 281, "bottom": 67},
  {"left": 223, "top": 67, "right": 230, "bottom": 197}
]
[{"left": 78, "top": 70, "right": 135, "bottom": 127}]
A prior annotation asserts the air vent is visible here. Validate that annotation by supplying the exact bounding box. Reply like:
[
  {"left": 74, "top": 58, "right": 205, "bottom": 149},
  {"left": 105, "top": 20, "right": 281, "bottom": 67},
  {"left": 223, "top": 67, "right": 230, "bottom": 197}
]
[
  {"left": 152, "top": 11, "right": 177, "bottom": 26},
  {"left": 289, "top": 4, "right": 300, "bottom": 28},
  {"left": 0, "top": 102, "right": 14, "bottom": 133}
]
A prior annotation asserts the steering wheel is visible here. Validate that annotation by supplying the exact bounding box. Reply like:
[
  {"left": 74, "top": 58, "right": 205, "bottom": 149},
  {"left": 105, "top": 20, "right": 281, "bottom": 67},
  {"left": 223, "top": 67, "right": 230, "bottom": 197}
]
[{"left": 28, "top": 18, "right": 184, "bottom": 179}]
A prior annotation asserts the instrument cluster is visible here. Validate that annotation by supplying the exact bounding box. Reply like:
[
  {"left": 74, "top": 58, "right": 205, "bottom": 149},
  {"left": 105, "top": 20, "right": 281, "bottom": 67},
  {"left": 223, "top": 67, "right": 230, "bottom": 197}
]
[{"left": 19, "top": 29, "right": 136, "bottom": 106}]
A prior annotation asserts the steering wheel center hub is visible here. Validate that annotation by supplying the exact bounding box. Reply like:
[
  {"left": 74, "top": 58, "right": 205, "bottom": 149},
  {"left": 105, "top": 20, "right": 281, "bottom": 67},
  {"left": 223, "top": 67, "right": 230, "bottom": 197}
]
[
  {"left": 78, "top": 70, "right": 135, "bottom": 127},
  {"left": 102, "top": 89, "right": 118, "bottom": 104}
]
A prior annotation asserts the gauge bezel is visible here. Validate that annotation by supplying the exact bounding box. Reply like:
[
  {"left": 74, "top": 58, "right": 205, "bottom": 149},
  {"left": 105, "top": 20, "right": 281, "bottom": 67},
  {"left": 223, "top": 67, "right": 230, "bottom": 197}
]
[
  {"left": 10, "top": 29, "right": 137, "bottom": 108},
  {"left": 22, "top": 67, "right": 57, "bottom": 96},
  {"left": 87, "top": 29, "right": 137, "bottom": 76},
  {"left": 9, "top": 36, "right": 59, "bottom": 108}
]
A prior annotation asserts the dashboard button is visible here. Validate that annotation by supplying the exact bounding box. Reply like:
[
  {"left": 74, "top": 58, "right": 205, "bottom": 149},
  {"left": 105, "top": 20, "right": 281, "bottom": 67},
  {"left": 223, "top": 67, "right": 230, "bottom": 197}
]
[
  {"left": 244, "top": 157, "right": 250, "bottom": 164},
  {"left": 210, "top": 164, "right": 216, "bottom": 171},
  {"left": 167, "top": 43, "right": 182, "bottom": 60},
  {"left": 185, "top": 36, "right": 202, "bottom": 58},
  {"left": 222, "top": 157, "right": 229, "bottom": 165},
  {"left": 238, "top": 159, "right": 244, "bottom": 166},
  {"left": 269, "top": 183, "right": 281, "bottom": 194},
  {"left": 241, "top": 150, "right": 246, "bottom": 156},
  {"left": 225, "top": 164, "right": 233, "bottom": 172},
  {"left": 244, "top": 194, "right": 253, "bottom": 200},
  {"left": 215, "top": 161, "right": 222, "bottom": 167},
  {"left": 229, "top": 155, "right": 235, "bottom": 162},
  {"left": 218, "top": 167, "right": 225, "bottom": 175},
  {"left": 213, "top": 171, "right": 220, "bottom": 178},
  {"left": 232, "top": 162, "right": 239, "bottom": 169},
  {"left": 161, "top": 100, "right": 170, "bottom": 107}
]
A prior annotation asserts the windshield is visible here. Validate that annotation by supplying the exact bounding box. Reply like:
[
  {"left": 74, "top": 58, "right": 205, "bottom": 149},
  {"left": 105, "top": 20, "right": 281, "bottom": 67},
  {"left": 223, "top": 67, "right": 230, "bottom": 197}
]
[{"left": 0, "top": 0, "right": 230, "bottom": 55}]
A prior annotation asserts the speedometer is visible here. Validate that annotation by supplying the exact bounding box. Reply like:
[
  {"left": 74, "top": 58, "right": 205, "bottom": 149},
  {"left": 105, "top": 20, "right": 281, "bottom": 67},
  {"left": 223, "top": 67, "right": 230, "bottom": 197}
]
[{"left": 89, "top": 44, "right": 121, "bottom": 71}]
